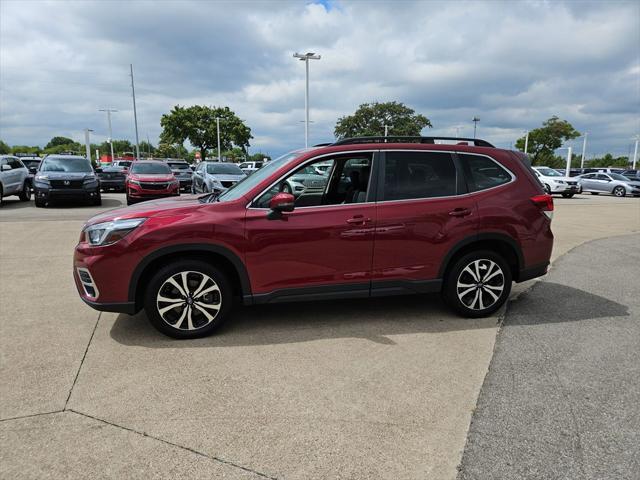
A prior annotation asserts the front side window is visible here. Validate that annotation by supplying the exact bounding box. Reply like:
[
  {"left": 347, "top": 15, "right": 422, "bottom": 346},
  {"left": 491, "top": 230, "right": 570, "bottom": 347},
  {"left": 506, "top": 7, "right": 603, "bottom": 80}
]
[
  {"left": 459, "top": 154, "right": 511, "bottom": 192},
  {"left": 8, "top": 158, "right": 23, "bottom": 169},
  {"left": 254, "top": 154, "right": 373, "bottom": 208},
  {"left": 382, "top": 151, "right": 457, "bottom": 201}
]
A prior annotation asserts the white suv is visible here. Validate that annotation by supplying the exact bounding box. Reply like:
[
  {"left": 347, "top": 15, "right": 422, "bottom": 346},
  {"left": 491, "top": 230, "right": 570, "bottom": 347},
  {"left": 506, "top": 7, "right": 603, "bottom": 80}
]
[
  {"left": 0, "top": 155, "right": 31, "bottom": 206},
  {"left": 532, "top": 166, "right": 580, "bottom": 198}
]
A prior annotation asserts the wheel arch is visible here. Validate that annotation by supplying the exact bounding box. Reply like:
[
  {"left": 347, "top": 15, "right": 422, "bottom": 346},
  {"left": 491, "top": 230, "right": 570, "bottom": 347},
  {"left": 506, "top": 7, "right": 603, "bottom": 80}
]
[
  {"left": 129, "top": 243, "right": 251, "bottom": 311},
  {"left": 439, "top": 233, "right": 524, "bottom": 282}
]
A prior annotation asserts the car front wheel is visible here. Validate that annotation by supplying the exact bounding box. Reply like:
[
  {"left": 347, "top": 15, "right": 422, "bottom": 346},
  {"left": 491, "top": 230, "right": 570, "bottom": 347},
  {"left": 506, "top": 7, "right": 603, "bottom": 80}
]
[
  {"left": 443, "top": 251, "right": 512, "bottom": 318},
  {"left": 144, "top": 260, "right": 231, "bottom": 339},
  {"left": 561, "top": 193, "right": 574, "bottom": 198},
  {"left": 613, "top": 186, "right": 626, "bottom": 197}
]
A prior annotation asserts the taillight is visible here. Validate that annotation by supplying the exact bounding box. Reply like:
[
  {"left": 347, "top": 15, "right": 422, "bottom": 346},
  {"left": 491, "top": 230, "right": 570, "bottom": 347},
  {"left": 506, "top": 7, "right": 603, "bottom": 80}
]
[{"left": 531, "top": 194, "right": 554, "bottom": 220}]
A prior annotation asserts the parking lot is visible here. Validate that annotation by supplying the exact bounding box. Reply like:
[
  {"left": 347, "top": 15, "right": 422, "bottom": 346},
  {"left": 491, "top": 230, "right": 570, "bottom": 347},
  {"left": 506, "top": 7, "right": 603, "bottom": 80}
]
[{"left": 1, "top": 193, "right": 639, "bottom": 479}]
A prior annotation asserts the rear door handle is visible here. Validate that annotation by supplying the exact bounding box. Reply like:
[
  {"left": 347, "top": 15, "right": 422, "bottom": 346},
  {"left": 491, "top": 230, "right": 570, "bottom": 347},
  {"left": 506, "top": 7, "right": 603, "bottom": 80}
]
[
  {"left": 346, "top": 215, "right": 372, "bottom": 225},
  {"left": 449, "top": 208, "right": 472, "bottom": 217}
]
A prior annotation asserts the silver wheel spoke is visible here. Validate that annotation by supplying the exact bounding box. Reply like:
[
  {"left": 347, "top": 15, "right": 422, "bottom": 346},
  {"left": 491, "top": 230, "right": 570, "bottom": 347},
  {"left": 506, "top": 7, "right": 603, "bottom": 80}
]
[
  {"left": 457, "top": 282, "right": 475, "bottom": 289},
  {"left": 194, "top": 301, "right": 220, "bottom": 311},
  {"left": 478, "top": 290, "right": 485, "bottom": 309},
  {"left": 483, "top": 287, "right": 500, "bottom": 302},
  {"left": 462, "top": 265, "right": 479, "bottom": 282},
  {"left": 482, "top": 262, "right": 495, "bottom": 281},
  {"left": 173, "top": 306, "right": 188, "bottom": 329},
  {"left": 192, "top": 275, "right": 209, "bottom": 297},
  {"left": 458, "top": 287, "right": 476, "bottom": 298},
  {"left": 167, "top": 277, "right": 186, "bottom": 297},
  {"left": 484, "top": 269, "right": 503, "bottom": 283},
  {"left": 180, "top": 272, "right": 190, "bottom": 294},
  {"left": 474, "top": 261, "right": 482, "bottom": 281},
  {"left": 194, "top": 303, "right": 215, "bottom": 321},
  {"left": 469, "top": 289, "right": 480, "bottom": 309},
  {"left": 186, "top": 307, "right": 195, "bottom": 330},
  {"left": 158, "top": 302, "right": 184, "bottom": 316},
  {"left": 484, "top": 284, "right": 503, "bottom": 291},
  {"left": 194, "top": 284, "right": 220, "bottom": 299}
]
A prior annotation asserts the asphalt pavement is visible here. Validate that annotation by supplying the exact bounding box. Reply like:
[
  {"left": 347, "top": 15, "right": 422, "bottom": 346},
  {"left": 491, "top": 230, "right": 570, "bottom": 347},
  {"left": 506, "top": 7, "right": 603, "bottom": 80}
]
[{"left": 458, "top": 234, "right": 640, "bottom": 480}]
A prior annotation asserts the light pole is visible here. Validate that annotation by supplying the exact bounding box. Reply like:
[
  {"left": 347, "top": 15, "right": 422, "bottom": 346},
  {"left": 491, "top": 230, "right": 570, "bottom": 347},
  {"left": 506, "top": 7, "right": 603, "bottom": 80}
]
[
  {"left": 130, "top": 64, "right": 141, "bottom": 161},
  {"left": 99, "top": 108, "right": 117, "bottom": 161},
  {"left": 580, "top": 132, "right": 588, "bottom": 168},
  {"left": 472, "top": 117, "right": 480, "bottom": 139},
  {"left": 84, "top": 128, "right": 93, "bottom": 163},
  {"left": 293, "top": 52, "right": 321, "bottom": 148},
  {"left": 216, "top": 117, "right": 221, "bottom": 161},
  {"left": 557, "top": 146, "right": 573, "bottom": 176},
  {"left": 632, "top": 135, "right": 639, "bottom": 170},
  {"left": 524, "top": 131, "right": 529, "bottom": 154}
]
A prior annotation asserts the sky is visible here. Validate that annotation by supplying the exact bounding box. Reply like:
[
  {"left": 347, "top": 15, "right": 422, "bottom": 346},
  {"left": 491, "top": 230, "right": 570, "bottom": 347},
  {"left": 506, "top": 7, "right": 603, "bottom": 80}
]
[{"left": 1, "top": 0, "right": 638, "bottom": 158}]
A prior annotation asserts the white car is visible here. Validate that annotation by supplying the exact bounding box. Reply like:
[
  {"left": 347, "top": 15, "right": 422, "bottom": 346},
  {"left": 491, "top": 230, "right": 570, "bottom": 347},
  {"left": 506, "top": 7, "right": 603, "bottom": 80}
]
[
  {"left": 0, "top": 155, "right": 31, "bottom": 205},
  {"left": 238, "top": 161, "right": 264, "bottom": 175},
  {"left": 532, "top": 166, "right": 580, "bottom": 198}
]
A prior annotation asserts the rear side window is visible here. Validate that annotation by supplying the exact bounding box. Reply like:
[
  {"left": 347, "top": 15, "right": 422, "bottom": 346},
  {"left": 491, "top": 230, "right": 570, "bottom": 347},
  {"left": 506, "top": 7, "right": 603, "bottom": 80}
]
[
  {"left": 382, "top": 151, "right": 457, "bottom": 201},
  {"left": 458, "top": 154, "right": 512, "bottom": 192}
]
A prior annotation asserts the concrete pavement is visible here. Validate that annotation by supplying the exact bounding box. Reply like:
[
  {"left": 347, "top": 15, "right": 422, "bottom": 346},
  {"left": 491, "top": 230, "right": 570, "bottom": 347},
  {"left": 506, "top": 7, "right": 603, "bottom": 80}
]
[{"left": 1, "top": 193, "right": 638, "bottom": 479}]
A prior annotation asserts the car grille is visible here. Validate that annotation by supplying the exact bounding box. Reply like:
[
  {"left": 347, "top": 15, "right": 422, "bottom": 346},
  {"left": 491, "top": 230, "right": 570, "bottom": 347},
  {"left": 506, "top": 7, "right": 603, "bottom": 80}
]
[
  {"left": 567, "top": 181, "right": 578, "bottom": 186},
  {"left": 221, "top": 181, "right": 235, "bottom": 188},
  {"left": 99, "top": 173, "right": 124, "bottom": 180},
  {"left": 50, "top": 180, "right": 84, "bottom": 188},
  {"left": 140, "top": 182, "right": 169, "bottom": 190}
]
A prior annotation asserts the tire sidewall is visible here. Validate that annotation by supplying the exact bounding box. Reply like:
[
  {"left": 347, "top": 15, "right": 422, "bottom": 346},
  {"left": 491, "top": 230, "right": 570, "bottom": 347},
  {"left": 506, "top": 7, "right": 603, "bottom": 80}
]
[
  {"left": 443, "top": 250, "right": 512, "bottom": 318},
  {"left": 613, "top": 186, "right": 625, "bottom": 197},
  {"left": 143, "top": 260, "right": 232, "bottom": 339}
]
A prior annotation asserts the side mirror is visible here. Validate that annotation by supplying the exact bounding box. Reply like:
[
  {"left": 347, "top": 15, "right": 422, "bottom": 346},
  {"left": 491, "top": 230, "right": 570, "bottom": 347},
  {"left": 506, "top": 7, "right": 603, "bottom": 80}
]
[
  {"left": 269, "top": 192, "right": 295, "bottom": 213},
  {"left": 1, "top": 164, "right": 11, "bottom": 172},
  {"left": 29, "top": 167, "right": 38, "bottom": 174}
]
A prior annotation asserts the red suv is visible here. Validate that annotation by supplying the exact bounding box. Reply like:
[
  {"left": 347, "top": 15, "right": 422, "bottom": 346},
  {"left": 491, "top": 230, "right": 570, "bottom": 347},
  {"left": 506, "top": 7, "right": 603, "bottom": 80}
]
[
  {"left": 74, "top": 137, "right": 553, "bottom": 338},
  {"left": 125, "top": 160, "right": 180, "bottom": 205}
]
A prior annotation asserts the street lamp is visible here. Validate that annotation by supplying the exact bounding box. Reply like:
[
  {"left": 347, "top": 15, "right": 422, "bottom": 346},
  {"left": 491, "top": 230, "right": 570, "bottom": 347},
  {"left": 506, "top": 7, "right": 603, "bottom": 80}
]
[
  {"left": 293, "top": 52, "right": 321, "bottom": 148},
  {"left": 84, "top": 129, "right": 94, "bottom": 163},
  {"left": 216, "top": 117, "right": 221, "bottom": 161},
  {"left": 472, "top": 116, "right": 480, "bottom": 139},
  {"left": 580, "top": 132, "right": 588, "bottom": 169},
  {"left": 99, "top": 108, "right": 118, "bottom": 161},
  {"left": 632, "top": 135, "right": 639, "bottom": 170}
]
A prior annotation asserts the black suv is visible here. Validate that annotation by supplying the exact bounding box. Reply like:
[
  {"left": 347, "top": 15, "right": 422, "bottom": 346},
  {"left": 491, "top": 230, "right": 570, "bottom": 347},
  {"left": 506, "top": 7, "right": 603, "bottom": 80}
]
[{"left": 34, "top": 155, "right": 101, "bottom": 207}]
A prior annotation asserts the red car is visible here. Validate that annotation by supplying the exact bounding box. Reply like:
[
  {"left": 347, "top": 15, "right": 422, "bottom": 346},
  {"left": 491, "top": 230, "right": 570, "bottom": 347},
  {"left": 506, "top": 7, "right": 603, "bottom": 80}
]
[
  {"left": 74, "top": 136, "right": 554, "bottom": 339},
  {"left": 125, "top": 160, "right": 180, "bottom": 205}
]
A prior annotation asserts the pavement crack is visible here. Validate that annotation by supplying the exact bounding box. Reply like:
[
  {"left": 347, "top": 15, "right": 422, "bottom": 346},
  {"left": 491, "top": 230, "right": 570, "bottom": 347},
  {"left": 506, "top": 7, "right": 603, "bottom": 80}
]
[
  {"left": 64, "top": 312, "right": 101, "bottom": 409},
  {"left": 0, "top": 410, "right": 64, "bottom": 423},
  {"left": 67, "top": 409, "right": 278, "bottom": 479}
]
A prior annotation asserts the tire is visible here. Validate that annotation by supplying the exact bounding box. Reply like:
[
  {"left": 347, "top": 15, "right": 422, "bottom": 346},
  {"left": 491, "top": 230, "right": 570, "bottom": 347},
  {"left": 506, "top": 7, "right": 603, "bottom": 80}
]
[
  {"left": 126, "top": 196, "right": 134, "bottom": 206},
  {"left": 0, "top": 185, "right": 3, "bottom": 207},
  {"left": 443, "top": 250, "right": 512, "bottom": 318},
  {"left": 93, "top": 192, "right": 102, "bottom": 206},
  {"left": 191, "top": 183, "right": 196, "bottom": 194},
  {"left": 35, "top": 196, "right": 46, "bottom": 208},
  {"left": 561, "top": 193, "right": 574, "bottom": 198},
  {"left": 543, "top": 184, "right": 551, "bottom": 194},
  {"left": 590, "top": 192, "right": 599, "bottom": 195},
  {"left": 613, "top": 186, "right": 626, "bottom": 197},
  {"left": 143, "top": 260, "right": 232, "bottom": 339},
  {"left": 18, "top": 181, "right": 31, "bottom": 201}
]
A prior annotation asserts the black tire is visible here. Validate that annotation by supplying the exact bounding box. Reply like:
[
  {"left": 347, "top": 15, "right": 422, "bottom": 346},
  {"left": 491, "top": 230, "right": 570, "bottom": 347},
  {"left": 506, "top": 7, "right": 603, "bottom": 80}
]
[
  {"left": 561, "top": 193, "right": 574, "bottom": 198},
  {"left": 35, "top": 196, "right": 46, "bottom": 208},
  {"left": 0, "top": 185, "right": 3, "bottom": 207},
  {"left": 590, "top": 192, "right": 599, "bottom": 195},
  {"left": 126, "top": 196, "right": 134, "bottom": 206},
  {"left": 613, "top": 186, "right": 626, "bottom": 197},
  {"left": 18, "top": 181, "right": 31, "bottom": 201},
  {"left": 443, "top": 250, "right": 512, "bottom": 318},
  {"left": 143, "top": 260, "right": 232, "bottom": 339},
  {"left": 93, "top": 192, "right": 102, "bottom": 206}
]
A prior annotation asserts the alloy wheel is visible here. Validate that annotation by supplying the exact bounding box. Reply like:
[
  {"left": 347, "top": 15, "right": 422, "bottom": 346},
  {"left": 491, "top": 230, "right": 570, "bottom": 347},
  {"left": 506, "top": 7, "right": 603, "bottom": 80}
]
[
  {"left": 156, "top": 271, "right": 222, "bottom": 331},
  {"left": 613, "top": 186, "right": 625, "bottom": 197},
  {"left": 456, "top": 259, "right": 505, "bottom": 311}
]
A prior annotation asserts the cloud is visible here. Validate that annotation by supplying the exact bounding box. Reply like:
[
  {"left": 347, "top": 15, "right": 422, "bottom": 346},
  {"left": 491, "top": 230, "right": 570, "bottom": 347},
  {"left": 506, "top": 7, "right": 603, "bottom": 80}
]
[{"left": 0, "top": 0, "right": 638, "bottom": 157}]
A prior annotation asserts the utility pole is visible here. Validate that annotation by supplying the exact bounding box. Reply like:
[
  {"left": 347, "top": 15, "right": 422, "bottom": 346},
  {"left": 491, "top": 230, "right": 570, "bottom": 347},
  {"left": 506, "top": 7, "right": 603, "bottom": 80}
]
[
  {"left": 472, "top": 117, "right": 480, "bottom": 139},
  {"left": 524, "top": 131, "right": 529, "bottom": 154},
  {"left": 216, "top": 117, "right": 221, "bottom": 161},
  {"left": 84, "top": 128, "right": 93, "bottom": 163},
  {"left": 580, "top": 133, "right": 588, "bottom": 168},
  {"left": 566, "top": 146, "right": 572, "bottom": 176},
  {"left": 293, "top": 52, "right": 321, "bottom": 148},
  {"left": 98, "top": 109, "right": 117, "bottom": 161},
  {"left": 384, "top": 125, "right": 389, "bottom": 137},
  {"left": 632, "top": 135, "right": 639, "bottom": 170},
  {"left": 130, "top": 64, "right": 141, "bottom": 161}
]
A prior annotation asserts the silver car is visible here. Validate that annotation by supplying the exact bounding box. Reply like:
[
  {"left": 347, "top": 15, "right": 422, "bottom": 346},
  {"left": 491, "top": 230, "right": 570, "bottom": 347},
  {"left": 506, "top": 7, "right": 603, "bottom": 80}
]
[
  {"left": 191, "top": 162, "right": 247, "bottom": 194},
  {"left": 577, "top": 172, "right": 640, "bottom": 197},
  {"left": 0, "top": 155, "right": 31, "bottom": 205}
]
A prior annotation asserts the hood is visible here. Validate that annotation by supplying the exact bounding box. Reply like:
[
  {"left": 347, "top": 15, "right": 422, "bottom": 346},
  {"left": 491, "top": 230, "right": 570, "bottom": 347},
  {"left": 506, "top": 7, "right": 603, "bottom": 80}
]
[
  {"left": 129, "top": 173, "right": 175, "bottom": 182},
  {"left": 210, "top": 174, "right": 245, "bottom": 182},
  {"left": 85, "top": 194, "right": 204, "bottom": 226}
]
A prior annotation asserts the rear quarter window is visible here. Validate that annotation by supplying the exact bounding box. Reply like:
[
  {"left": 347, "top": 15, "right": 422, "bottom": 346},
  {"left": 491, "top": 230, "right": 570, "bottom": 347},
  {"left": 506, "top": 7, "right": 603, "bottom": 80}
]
[{"left": 458, "top": 154, "right": 512, "bottom": 192}]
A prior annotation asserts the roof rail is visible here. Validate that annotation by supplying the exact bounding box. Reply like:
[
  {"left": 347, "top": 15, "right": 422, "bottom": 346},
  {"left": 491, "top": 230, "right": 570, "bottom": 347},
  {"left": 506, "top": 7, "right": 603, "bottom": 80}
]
[
  {"left": 332, "top": 136, "right": 495, "bottom": 148},
  {"left": 312, "top": 142, "right": 333, "bottom": 147}
]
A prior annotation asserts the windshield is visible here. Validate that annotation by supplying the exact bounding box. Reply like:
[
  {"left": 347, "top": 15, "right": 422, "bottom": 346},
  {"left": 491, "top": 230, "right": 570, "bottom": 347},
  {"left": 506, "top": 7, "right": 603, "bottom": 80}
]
[
  {"left": 609, "top": 173, "right": 630, "bottom": 181},
  {"left": 537, "top": 168, "right": 562, "bottom": 177},
  {"left": 206, "top": 163, "right": 244, "bottom": 175},
  {"left": 41, "top": 157, "right": 92, "bottom": 173},
  {"left": 130, "top": 162, "right": 171, "bottom": 174},
  {"left": 217, "top": 151, "right": 303, "bottom": 202},
  {"left": 114, "top": 161, "right": 132, "bottom": 168},
  {"left": 168, "top": 163, "right": 190, "bottom": 170}
]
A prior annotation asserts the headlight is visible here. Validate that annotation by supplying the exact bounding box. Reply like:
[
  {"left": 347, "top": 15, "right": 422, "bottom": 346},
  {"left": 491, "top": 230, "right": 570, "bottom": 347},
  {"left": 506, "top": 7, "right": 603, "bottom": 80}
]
[
  {"left": 555, "top": 180, "right": 564, "bottom": 184},
  {"left": 84, "top": 218, "right": 146, "bottom": 246},
  {"left": 84, "top": 175, "right": 97, "bottom": 183},
  {"left": 35, "top": 175, "right": 50, "bottom": 183},
  {"left": 128, "top": 179, "right": 140, "bottom": 186}
]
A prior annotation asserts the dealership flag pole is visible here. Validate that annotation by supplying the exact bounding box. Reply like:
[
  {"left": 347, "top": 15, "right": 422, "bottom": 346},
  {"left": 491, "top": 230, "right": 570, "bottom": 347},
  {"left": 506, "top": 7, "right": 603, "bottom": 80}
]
[
  {"left": 633, "top": 136, "right": 639, "bottom": 170},
  {"left": 580, "top": 133, "right": 588, "bottom": 169},
  {"left": 130, "top": 64, "right": 141, "bottom": 161}
]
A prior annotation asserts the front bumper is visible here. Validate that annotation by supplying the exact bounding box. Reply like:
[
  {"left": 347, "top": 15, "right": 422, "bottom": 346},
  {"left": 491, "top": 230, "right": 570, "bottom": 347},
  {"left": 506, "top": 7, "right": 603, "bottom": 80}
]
[
  {"left": 127, "top": 182, "right": 179, "bottom": 200},
  {"left": 99, "top": 179, "right": 125, "bottom": 190},
  {"left": 35, "top": 185, "right": 100, "bottom": 202}
]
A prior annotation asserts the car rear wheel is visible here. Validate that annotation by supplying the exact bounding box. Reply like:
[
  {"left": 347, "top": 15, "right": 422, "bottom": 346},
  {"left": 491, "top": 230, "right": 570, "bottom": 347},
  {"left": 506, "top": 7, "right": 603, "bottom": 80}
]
[
  {"left": 443, "top": 250, "right": 512, "bottom": 318},
  {"left": 613, "top": 186, "right": 626, "bottom": 197},
  {"left": 144, "top": 260, "right": 231, "bottom": 339},
  {"left": 35, "top": 196, "right": 46, "bottom": 208},
  {"left": 590, "top": 192, "right": 599, "bottom": 195},
  {"left": 18, "top": 181, "right": 31, "bottom": 201},
  {"left": 561, "top": 193, "right": 574, "bottom": 198}
]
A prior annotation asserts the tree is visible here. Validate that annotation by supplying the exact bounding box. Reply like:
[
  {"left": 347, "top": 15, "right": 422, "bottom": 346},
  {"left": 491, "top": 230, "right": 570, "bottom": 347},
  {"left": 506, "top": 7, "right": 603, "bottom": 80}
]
[
  {"left": 160, "top": 105, "right": 252, "bottom": 162},
  {"left": 0, "top": 140, "right": 10, "bottom": 154},
  {"left": 249, "top": 152, "right": 271, "bottom": 162},
  {"left": 155, "top": 142, "right": 189, "bottom": 159},
  {"left": 45, "top": 136, "right": 75, "bottom": 149},
  {"left": 138, "top": 140, "right": 155, "bottom": 158},
  {"left": 11, "top": 145, "right": 41, "bottom": 155},
  {"left": 334, "top": 101, "right": 432, "bottom": 139},
  {"left": 515, "top": 116, "right": 580, "bottom": 165}
]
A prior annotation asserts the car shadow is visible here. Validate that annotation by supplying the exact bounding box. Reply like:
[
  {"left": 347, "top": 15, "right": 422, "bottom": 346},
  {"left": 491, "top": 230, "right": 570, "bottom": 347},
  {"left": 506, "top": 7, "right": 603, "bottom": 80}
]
[{"left": 109, "top": 282, "right": 629, "bottom": 348}]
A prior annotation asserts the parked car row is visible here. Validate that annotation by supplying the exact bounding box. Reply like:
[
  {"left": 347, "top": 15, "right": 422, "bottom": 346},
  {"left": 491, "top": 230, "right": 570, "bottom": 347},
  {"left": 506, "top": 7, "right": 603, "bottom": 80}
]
[{"left": 532, "top": 166, "right": 640, "bottom": 198}]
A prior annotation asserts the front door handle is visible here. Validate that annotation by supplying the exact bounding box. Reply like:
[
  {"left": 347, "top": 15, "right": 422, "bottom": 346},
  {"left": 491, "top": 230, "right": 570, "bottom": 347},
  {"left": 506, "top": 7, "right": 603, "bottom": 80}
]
[
  {"left": 449, "top": 208, "right": 472, "bottom": 217},
  {"left": 346, "top": 215, "right": 372, "bottom": 225}
]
